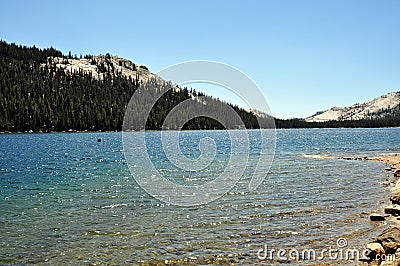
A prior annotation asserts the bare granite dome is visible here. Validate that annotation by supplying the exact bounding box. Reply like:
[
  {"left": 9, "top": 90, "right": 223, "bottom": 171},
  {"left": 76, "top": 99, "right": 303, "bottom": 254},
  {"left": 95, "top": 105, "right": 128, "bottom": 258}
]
[{"left": 306, "top": 92, "right": 400, "bottom": 122}]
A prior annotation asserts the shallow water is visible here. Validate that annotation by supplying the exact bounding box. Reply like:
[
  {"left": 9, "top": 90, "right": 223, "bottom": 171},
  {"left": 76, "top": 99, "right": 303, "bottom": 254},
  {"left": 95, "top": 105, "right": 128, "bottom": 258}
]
[{"left": 1, "top": 128, "right": 399, "bottom": 265}]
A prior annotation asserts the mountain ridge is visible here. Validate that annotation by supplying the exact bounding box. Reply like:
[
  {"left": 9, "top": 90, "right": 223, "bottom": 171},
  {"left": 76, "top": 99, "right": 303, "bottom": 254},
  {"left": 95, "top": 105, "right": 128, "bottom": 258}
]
[
  {"left": 1, "top": 40, "right": 400, "bottom": 131},
  {"left": 305, "top": 92, "right": 400, "bottom": 122}
]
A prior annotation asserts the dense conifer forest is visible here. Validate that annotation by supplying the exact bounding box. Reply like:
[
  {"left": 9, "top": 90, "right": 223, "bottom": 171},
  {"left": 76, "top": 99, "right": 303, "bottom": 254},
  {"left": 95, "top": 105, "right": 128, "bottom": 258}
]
[
  {"left": 0, "top": 41, "right": 264, "bottom": 132},
  {"left": 0, "top": 40, "right": 399, "bottom": 132}
]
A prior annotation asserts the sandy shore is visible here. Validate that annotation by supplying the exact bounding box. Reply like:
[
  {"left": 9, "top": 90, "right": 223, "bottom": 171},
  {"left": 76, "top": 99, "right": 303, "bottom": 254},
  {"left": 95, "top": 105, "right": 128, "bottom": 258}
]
[{"left": 369, "top": 154, "right": 400, "bottom": 169}]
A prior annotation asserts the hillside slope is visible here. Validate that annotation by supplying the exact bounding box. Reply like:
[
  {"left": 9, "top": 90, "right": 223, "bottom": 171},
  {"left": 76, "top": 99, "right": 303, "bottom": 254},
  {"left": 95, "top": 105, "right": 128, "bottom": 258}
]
[
  {"left": 0, "top": 41, "right": 269, "bottom": 132},
  {"left": 1, "top": 40, "right": 399, "bottom": 131},
  {"left": 306, "top": 92, "right": 400, "bottom": 122}
]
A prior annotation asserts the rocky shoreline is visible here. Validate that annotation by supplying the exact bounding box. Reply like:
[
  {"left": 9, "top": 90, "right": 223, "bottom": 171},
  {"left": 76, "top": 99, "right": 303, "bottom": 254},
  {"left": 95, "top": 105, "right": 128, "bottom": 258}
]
[{"left": 354, "top": 154, "right": 400, "bottom": 266}]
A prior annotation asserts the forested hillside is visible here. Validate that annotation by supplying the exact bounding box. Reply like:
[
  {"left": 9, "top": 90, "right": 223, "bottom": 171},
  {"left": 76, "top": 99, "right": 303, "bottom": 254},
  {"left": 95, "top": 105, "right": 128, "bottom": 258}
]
[
  {"left": 1, "top": 40, "right": 399, "bottom": 132},
  {"left": 0, "top": 41, "right": 268, "bottom": 132}
]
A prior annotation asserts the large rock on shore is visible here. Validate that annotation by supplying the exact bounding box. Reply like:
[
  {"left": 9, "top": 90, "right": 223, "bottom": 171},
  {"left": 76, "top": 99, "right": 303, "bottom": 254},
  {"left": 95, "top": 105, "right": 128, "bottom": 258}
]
[
  {"left": 376, "top": 226, "right": 400, "bottom": 253},
  {"left": 366, "top": 242, "right": 385, "bottom": 257},
  {"left": 395, "top": 169, "right": 400, "bottom": 179},
  {"left": 391, "top": 187, "right": 400, "bottom": 204},
  {"left": 385, "top": 205, "right": 400, "bottom": 216},
  {"left": 379, "top": 248, "right": 400, "bottom": 266}
]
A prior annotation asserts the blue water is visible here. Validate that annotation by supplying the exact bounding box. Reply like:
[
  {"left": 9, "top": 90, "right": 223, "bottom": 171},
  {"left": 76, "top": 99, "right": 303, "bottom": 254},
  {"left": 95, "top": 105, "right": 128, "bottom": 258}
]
[{"left": 0, "top": 128, "right": 399, "bottom": 264}]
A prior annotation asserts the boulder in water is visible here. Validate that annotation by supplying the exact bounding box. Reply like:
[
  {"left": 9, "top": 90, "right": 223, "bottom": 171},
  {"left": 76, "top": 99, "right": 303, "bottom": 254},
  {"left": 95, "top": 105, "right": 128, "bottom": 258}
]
[{"left": 370, "top": 213, "right": 386, "bottom": 221}]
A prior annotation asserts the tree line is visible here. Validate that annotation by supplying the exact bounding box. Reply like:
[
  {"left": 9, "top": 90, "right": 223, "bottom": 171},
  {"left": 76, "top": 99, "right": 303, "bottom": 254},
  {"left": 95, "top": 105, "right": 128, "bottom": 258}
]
[
  {"left": 0, "top": 41, "right": 267, "bottom": 132},
  {"left": 0, "top": 40, "right": 399, "bottom": 132}
]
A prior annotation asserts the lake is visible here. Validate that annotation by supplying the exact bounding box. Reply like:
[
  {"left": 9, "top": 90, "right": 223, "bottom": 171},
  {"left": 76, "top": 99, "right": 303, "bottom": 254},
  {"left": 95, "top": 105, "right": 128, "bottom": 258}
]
[{"left": 1, "top": 128, "right": 399, "bottom": 264}]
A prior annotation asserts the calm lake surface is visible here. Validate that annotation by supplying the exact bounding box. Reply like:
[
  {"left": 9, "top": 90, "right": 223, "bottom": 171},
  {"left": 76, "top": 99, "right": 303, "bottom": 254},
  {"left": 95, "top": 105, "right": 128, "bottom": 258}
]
[{"left": 1, "top": 128, "right": 399, "bottom": 265}]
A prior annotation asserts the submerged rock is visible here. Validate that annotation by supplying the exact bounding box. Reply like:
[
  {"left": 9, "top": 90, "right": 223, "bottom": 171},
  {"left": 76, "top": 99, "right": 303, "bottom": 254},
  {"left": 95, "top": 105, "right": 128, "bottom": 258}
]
[
  {"left": 370, "top": 213, "right": 386, "bottom": 221},
  {"left": 342, "top": 157, "right": 353, "bottom": 160}
]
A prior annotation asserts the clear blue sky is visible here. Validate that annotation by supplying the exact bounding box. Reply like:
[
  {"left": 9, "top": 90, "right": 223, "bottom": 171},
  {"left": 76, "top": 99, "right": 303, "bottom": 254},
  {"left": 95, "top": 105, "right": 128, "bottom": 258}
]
[{"left": 1, "top": 0, "right": 399, "bottom": 118}]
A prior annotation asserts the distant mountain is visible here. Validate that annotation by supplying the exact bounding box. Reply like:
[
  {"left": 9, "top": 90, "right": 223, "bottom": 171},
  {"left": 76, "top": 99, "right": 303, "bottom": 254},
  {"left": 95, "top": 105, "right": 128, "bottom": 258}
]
[{"left": 305, "top": 92, "right": 400, "bottom": 122}]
